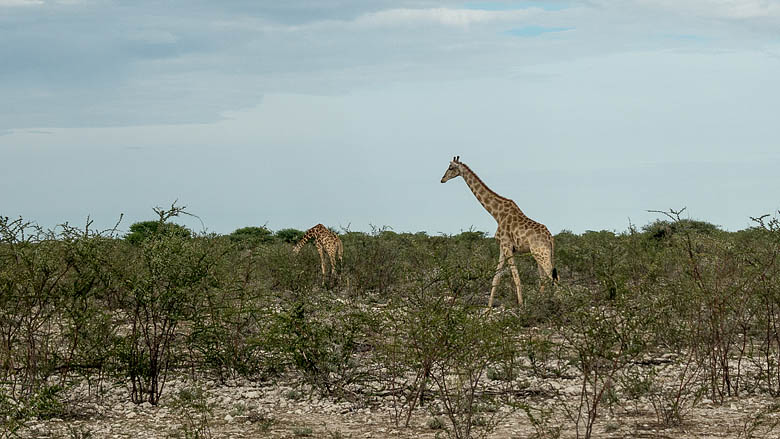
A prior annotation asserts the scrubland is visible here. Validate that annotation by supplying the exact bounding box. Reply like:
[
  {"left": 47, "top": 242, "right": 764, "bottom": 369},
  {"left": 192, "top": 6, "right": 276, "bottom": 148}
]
[{"left": 2, "top": 206, "right": 780, "bottom": 438}]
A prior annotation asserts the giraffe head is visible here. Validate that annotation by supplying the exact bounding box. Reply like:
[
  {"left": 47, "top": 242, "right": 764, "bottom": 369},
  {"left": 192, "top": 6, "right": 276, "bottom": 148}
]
[{"left": 440, "top": 156, "right": 462, "bottom": 183}]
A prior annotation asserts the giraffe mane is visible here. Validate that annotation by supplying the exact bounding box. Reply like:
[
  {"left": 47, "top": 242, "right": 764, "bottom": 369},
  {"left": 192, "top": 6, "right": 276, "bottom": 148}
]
[{"left": 459, "top": 162, "right": 512, "bottom": 202}]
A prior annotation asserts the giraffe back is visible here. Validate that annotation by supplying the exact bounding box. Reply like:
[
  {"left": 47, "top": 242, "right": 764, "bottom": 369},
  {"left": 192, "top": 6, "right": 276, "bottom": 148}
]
[{"left": 293, "top": 224, "right": 342, "bottom": 259}]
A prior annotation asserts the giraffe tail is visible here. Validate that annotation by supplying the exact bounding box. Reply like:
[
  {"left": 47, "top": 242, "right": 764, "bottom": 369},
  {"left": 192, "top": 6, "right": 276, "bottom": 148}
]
[{"left": 550, "top": 238, "right": 558, "bottom": 283}]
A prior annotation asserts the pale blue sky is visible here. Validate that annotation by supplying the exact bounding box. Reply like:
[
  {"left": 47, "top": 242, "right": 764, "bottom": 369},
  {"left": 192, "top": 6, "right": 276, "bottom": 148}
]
[{"left": 1, "top": 0, "right": 779, "bottom": 235}]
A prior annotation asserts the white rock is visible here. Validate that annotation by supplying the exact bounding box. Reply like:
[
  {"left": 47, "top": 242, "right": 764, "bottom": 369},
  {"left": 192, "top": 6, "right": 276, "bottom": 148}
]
[
  {"left": 565, "top": 385, "right": 581, "bottom": 396},
  {"left": 224, "top": 414, "right": 234, "bottom": 423}
]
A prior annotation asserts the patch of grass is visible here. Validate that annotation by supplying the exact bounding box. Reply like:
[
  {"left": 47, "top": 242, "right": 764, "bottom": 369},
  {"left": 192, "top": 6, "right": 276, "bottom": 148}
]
[
  {"left": 168, "top": 385, "right": 215, "bottom": 439},
  {"left": 247, "top": 411, "right": 274, "bottom": 431},
  {"left": 428, "top": 417, "right": 445, "bottom": 430},
  {"left": 292, "top": 426, "right": 314, "bottom": 437}
]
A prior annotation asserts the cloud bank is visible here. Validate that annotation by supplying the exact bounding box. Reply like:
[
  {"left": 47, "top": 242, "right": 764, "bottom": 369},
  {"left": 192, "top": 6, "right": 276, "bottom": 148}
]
[{"left": 0, "top": 0, "right": 777, "bottom": 130}]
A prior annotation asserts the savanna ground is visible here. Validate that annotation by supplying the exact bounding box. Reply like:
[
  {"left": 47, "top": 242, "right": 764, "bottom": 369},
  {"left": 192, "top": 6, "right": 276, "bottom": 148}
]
[{"left": 3, "top": 205, "right": 780, "bottom": 439}]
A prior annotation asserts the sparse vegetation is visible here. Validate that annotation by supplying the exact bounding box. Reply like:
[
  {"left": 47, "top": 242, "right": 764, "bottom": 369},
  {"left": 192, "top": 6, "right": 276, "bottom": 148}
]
[
  {"left": 2, "top": 206, "right": 780, "bottom": 437},
  {"left": 168, "top": 385, "right": 215, "bottom": 439}
]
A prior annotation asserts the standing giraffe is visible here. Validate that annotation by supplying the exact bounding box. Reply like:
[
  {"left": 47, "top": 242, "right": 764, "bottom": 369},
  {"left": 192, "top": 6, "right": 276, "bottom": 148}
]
[
  {"left": 440, "top": 156, "right": 558, "bottom": 307},
  {"left": 293, "top": 224, "right": 343, "bottom": 283}
]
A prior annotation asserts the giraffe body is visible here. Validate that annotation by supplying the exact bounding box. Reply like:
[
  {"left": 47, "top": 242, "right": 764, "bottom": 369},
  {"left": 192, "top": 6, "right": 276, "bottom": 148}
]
[
  {"left": 293, "top": 224, "right": 343, "bottom": 282},
  {"left": 441, "top": 156, "right": 557, "bottom": 307}
]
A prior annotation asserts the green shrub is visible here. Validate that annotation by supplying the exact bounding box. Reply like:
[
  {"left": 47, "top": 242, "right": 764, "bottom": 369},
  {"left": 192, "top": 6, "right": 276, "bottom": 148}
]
[
  {"left": 168, "top": 385, "right": 215, "bottom": 439},
  {"left": 119, "top": 205, "right": 222, "bottom": 405},
  {"left": 455, "top": 229, "right": 488, "bottom": 243},
  {"left": 275, "top": 228, "right": 304, "bottom": 243},
  {"left": 229, "top": 226, "right": 274, "bottom": 244},
  {"left": 125, "top": 220, "right": 191, "bottom": 244},
  {"left": 4, "top": 206, "right": 780, "bottom": 438},
  {"left": 267, "top": 297, "right": 372, "bottom": 397},
  {"left": 642, "top": 218, "right": 721, "bottom": 241},
  {"left": 28, "top": 384, "right": 66, "bottom": 420}
]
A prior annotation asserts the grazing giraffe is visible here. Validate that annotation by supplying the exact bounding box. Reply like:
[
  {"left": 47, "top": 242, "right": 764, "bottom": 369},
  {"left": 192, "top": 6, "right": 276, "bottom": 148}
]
[
  {"left": 293, "top": 224, "right": 343, "bottom": 282},
  {"left": 440, "top": 156, "right": 558, "bottom": 307}
]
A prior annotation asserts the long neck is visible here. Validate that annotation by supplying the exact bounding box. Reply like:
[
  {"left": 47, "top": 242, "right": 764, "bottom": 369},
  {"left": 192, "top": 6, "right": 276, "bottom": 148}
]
[
  {"left": 458, "top": 163, "right": 512, "bottom": 221},
  {"left": 293, "top": 225, "right": 320, "bottom": 251}
]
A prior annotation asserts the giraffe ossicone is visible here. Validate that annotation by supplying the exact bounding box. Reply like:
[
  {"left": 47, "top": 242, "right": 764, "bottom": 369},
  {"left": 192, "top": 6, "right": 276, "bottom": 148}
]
[{"left": 441, "top": 156, "right": 558, "bottom": 307}]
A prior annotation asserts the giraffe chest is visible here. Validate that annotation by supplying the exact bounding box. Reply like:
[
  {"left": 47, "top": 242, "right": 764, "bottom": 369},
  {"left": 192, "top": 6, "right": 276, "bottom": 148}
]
[{"left": 496, "top": 226, "right": 527, "bottom": 248}]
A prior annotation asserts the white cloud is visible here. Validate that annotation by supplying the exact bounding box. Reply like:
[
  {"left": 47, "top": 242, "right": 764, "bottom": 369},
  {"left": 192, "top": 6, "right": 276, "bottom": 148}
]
[
  {"left": 637, "top": 0, "right": 780, "bottom": 20},
  {"left": 0, "top": 0, "right": 43, "bottom": 6},
  {"left": 1, "top": 0, "right": 777, "bottom": 131},
  {"left": 353, "top": 7, "right": 532, "bottom": 28},
  {"left": 0, "top": 0, "right": 90, "bottom": 5},
  {"left": 262, "top": 6, "right": 541, "bottom": 33}
]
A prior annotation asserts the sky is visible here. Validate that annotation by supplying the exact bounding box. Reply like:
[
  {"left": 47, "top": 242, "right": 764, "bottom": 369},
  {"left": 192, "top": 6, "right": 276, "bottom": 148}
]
[{"left": 1, "top": 0, "right": 779, "bottom": 236}]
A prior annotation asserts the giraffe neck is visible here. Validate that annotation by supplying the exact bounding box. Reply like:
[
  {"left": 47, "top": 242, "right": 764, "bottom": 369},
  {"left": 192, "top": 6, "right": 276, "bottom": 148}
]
[
  {"left": 458, "top": 163, "right": 511, "bottom": 221},
  {"left": 293, "top": 224, "right": 322, "bottom": 251}
]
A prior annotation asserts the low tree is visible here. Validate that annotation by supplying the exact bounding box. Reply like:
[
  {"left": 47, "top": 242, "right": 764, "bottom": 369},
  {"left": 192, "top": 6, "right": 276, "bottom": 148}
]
[
  {"left": 125, "top": 220, "right": 191, "bottom": 245},
  {"left": 229, "top": 226, "right": 274, "bottom": 244},
  {"left": 642, "top": 218, "right": 721, "bottom": 241},
  {"left": 275, "top": 228, "right": 304, "bottom": 243}
]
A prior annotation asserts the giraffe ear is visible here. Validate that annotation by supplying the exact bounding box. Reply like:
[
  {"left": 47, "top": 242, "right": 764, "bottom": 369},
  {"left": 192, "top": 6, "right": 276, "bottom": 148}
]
[{"left": 455, "top": 155, "right": 460, "bottom": 162}]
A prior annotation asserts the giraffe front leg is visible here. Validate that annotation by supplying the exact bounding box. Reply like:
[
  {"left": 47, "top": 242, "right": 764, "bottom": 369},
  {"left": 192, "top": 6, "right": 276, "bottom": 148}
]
[
  {"left": 506, "top": 254, "right": 523, "bottom": 306},
  {"left": 489, "top": 251, "right": 508, "bottom": 308}
]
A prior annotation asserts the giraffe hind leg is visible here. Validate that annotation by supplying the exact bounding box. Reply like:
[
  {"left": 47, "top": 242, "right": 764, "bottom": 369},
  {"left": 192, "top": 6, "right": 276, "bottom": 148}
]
[
  {"left": 328, "top": 249, "right": 338, "bottom": 277},
  {"left": 532, "top": 246, "right": 554, "bottom": 292},
  {"left": 316, "top": 243, "right": 327, "bottom": 284}
]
